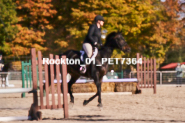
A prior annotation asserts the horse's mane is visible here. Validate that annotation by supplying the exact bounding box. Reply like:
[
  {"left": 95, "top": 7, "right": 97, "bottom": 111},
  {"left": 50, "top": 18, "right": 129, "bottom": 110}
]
[
  {"left": 104, "top": 31, "right": 119, "bottom": 47},
  {"left": 105, "top": 32, "right": 117, "bottom": 42}
]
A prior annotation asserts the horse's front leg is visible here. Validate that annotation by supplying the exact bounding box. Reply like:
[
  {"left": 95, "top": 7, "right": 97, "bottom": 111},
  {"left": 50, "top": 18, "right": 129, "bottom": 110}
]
[
  {"left": 83, "top": 72, "right": 102, "bottom": 107},
  {"left": 97, "top": 81, "right": 102, "bottom": 107}
]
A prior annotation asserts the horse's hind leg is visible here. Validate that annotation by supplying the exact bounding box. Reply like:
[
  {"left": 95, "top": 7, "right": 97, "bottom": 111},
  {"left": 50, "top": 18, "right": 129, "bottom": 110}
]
[
  {"left": 68, "top": 75, "right": 79, "bottom": 104},
  {"left": 97, "top": 82, "right": 102, "bottom": 107}
]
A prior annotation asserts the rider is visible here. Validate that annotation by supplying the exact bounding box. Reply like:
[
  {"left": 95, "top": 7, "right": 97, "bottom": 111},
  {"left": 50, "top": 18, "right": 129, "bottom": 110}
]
[{"left": 80, "top": 15, "right": 105, "bottom": 73}]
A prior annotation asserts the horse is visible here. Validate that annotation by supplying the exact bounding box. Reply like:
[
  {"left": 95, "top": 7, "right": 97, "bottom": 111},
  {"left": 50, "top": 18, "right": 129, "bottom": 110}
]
[
  {"left": 61, "top": 31, "right": 131, "bottom": 107},
  {"left": 0, "top": 62, "right": 13, "bottom": 87}
]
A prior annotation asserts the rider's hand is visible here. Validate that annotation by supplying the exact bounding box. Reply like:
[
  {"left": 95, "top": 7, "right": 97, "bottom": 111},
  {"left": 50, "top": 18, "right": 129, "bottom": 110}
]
[{"left": 93, "top": 42, "right": 98, "bottom": 47}]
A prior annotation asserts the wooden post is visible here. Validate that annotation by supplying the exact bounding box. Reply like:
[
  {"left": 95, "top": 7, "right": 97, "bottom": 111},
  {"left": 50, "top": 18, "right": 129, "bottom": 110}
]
[
  {"left": 29, "top": 60, "right": 32, "bottom": 88},
  {"left": 44, "top": 63, "right": 50, "bottom": 109},
  {"left": 137, "top": 53, "right": 139, "bottom": 82},
  {"left": 144, "top": 57, "right": 146, "bottom": 88},
  {"left": 147, "top": 59, "right": 149, "bottom": 88},
  {"left": 49, "top": 54, "right": 56, "bottom": 109},
  {"left": 61, "top": 55, "right": 69, "bottom": 118},
  {"left": 136, "top": 53, "right": 141, "bottom": 93},
  {"left": 29, "top": 48, "right": 42, "bottom": 120},
  {"left": 31, "top": 48, "right": 38, "bottom": 109},
  {"left": 55, "top": 55, "right": 62, "bottom": 108},
  {"left": 141, "top": 55, "right": 143, "bottom": 88},
  {"left": 38, "top": 51, "right": 44, "bottom": 109},
  {"left": 150, "top": 58, "right": 153, "bottom": 88},
  {"left": 153, "top": 59, "right": 156, "bottom": 94}
]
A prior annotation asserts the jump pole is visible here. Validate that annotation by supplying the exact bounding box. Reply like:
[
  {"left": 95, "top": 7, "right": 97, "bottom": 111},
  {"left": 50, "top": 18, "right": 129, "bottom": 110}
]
[
  {"left": 0, "top": 88, "right": 32, "bottom": 94},
  {"left": 0, "top": 116, "right": 31, "bottom": 122}
]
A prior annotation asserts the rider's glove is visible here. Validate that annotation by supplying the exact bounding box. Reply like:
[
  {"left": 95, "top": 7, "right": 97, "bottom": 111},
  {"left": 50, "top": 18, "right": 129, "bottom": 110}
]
[{"left": 93, "top": 42, "right": 98, "bottom": 47}]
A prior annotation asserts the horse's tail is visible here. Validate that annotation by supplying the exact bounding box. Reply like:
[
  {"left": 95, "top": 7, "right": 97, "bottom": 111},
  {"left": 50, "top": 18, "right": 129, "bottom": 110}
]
[{"left": 58, "top": 53, "right": 63, "bottom": 58}]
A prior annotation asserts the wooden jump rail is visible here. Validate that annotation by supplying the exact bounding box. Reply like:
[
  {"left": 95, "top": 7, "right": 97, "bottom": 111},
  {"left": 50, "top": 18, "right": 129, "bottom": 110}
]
[
  {"left": 0, "top": 48, "right": 69, "bottom": 121},
  {"left": 136, "top": 53, "right": 156, "bottom": 94},
  {"left": 29, "top": 48, "right": 69, "bottom": 120}
]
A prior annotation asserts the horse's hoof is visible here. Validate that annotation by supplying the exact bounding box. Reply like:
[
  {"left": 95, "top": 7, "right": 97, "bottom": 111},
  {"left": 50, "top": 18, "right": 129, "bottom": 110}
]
[
  {"left": 83, "top": 100, "right": 88, "bottom": 106},
  {"left": 97, "top": 103, "right": 103, "bottom": 107},
  {"left": 69, "top": 102, "right": 74, "bottom": 109}
]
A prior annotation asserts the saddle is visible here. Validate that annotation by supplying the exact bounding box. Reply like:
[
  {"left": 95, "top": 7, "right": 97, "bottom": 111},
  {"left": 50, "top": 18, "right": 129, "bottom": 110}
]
[{"left": 80, "top": 47, "right": 98, "bottom": 63}]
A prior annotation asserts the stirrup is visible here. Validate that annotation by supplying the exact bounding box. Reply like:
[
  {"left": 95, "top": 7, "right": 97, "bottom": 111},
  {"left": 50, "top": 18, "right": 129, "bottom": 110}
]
[{"left": 80, "top": 65, "right": 86, "bottom": 73}]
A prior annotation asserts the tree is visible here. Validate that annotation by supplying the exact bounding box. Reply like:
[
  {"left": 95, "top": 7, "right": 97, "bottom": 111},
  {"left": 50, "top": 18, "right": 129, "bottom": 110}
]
[
  {"left": 59, "top": 0, "right": 180, "bottom": 63},
  {"left": 10, "top": 24, "right": 46, "bottom": 56},
  {"left": 150, "top": 0, "right": 180, "bottom": 64},
  {"left": 162, "top": 0, "right": 185, "bottom": 64},
  {"left": 0, "top": 0, "right": 18, "bottom": 55},
  {"left": 6, "top": 0, "right": 58, "bottom": 56}
]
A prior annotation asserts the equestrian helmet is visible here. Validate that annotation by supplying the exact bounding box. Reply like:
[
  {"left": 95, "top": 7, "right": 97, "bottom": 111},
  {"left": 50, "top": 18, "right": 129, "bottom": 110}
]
[{"left": 94, "top": 15, "right": 104, "bottom": 22}]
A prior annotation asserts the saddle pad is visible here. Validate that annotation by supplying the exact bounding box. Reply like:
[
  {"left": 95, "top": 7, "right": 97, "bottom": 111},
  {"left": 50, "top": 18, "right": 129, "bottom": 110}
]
[{"left": 80, "top": 47, "right": 98, "bottom": 62}]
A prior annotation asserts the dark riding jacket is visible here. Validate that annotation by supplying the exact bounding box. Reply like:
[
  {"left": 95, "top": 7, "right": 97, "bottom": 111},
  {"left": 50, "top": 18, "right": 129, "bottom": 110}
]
[
  {"left": 0, "top": 59, "right": 3, "bottom": 64},
  {"left": 83, "top": 24, "right": 102, "bottom": 47}
]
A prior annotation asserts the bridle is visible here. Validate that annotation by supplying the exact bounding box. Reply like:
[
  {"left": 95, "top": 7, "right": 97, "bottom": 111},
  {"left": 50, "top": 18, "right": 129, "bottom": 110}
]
[{"left": 114, "top": 35, "right": 128, "bottom": 51}]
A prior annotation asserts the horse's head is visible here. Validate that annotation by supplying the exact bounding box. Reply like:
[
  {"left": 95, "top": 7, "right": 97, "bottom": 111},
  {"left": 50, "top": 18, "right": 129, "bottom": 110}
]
[{"left": 105, "top": 32, "right": 131, "bottom": 53}]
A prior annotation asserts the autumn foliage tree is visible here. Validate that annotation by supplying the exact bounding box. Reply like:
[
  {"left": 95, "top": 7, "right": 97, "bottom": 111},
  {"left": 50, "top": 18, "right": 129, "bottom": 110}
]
[
  {"left": 0, "top": 0, "right": 58, "bottom": 56},
  {"left": 0, "top": 0, "right": 18, "bottom": 55},
  {"left": 0, "top": 0, "right": 182, "bottom": 63},
  {"left": 162, "top": 0, "right": 185, "bottom": 64},
  {"left": 60, "top": 0, "right": 180, "bottom": 64},
  {"left": 150, "top": 0, "right": 180, "bottom": 63},
  {"left": 10, "top": 0, "right": 58, "bottom": 56}
]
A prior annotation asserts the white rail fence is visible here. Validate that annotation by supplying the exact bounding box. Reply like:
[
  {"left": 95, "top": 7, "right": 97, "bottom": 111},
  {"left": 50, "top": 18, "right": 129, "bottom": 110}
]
[
  {"left": 0, "top": 71, "right": 185, "bottom": 86},
  {"left": 130, "top": 71, "right": 185, "bottom": 85}
]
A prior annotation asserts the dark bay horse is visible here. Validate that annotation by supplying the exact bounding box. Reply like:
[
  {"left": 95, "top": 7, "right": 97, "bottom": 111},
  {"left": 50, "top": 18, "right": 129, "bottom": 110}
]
[{"left": 61, "top": 31, "right": 131, "bottom": 107}]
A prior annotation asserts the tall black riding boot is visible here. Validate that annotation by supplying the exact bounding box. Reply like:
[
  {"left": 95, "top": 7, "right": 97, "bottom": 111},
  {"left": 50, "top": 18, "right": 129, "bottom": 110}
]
[{"left": 82, "top": 54, "right": 88, "bottom": 65}]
